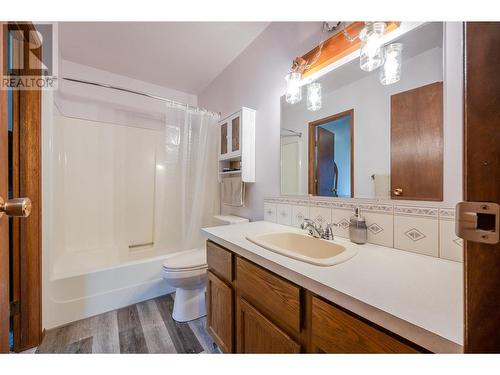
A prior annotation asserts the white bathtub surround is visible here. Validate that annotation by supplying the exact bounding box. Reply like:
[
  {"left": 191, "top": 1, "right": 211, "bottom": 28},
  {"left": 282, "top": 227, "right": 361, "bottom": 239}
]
[
  {"left": 42, "top": 64, "right": 220, "bottom": 329},
  {"left": 202, "top": 221, "right": 463, "bottom": 352},
  {"left": 264, "top": 196, "right": 463, "bottom": 262}
]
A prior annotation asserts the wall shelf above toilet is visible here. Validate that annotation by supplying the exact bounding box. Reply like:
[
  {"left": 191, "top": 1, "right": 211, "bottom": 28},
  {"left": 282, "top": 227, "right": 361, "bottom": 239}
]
[{"left": 218, "top": 107, "right": 256, "bottom": 183}]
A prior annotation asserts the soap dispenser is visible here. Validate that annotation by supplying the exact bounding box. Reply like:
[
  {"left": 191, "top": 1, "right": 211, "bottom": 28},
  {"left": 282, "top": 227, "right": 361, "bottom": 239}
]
[{"left": 349, "top": 207, "right": 367, "bottom": 244}]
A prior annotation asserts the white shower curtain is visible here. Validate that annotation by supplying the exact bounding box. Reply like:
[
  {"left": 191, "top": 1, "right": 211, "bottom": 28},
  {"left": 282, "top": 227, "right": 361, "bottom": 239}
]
[{"left": 160, "top": 104, "right": 220, "bottom": 251}]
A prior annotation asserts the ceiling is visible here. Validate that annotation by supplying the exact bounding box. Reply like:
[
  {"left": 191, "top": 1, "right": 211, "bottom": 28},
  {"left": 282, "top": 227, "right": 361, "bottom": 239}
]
[{"left": 58, "top": 22, "right": 270, "bottom": 94}]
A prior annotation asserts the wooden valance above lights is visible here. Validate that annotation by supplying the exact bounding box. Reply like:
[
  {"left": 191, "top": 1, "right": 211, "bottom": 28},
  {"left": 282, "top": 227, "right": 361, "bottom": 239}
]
[{"left": 298, "top": 21, "right": 400, "bottom": 78}]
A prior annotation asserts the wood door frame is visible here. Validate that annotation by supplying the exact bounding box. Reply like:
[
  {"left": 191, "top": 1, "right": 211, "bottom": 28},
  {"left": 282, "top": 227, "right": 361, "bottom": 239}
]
[
  {"left": 463, "top": 22, "right": 500, "bottom": 353},
  {"left": 308, "top": 109, "right": 354, "bottom": 197},
  {"left": 2, "top": 22, "right": 43, "bottom": 352},
  {"left": 0, "top": 21, "right": 10, "bottom": 354}
]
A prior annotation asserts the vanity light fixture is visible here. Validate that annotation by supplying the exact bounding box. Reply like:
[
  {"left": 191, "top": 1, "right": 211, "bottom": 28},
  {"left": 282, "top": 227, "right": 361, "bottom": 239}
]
[
  {"left": 307, "top": 82, "right": 322, "bottom": 111},
  {"left": 285, "top": 71, "right": 303, "bottom": 104},
  {"left": 359, "top": 22, "right": 387, "bottom": 72},
  {"left": 380, "top": 43, "right": 403, "bottom": 85}
]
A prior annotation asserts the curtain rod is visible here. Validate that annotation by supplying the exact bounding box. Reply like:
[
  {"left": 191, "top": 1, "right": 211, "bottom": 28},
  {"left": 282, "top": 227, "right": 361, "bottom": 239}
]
[{"left": 59, "top": 77, "right": 220, "bottom": 117}]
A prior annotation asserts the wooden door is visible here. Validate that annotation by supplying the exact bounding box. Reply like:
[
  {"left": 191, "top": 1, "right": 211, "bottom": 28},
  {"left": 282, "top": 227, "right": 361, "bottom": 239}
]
[
  {"left": 0, "top": 23, "right": 42, "bottom": 353},
  {"left": 308, "top": 109, "right": 354, "bottom": 196},
  {"left": 463, "top": 22, "right": 500, "bottom": 353},
  {"left": 236, "top": 297, "right": 300, "bottom": 353},
  {"left": 317, "top": 127, "right": 335, "bottom": 196},
  {"left": 391, "top": 82, "right": 443, "bottom": 201},
  {"left": 206, "top": 270, "right": 233, "bottom": 353},
  {"left": 0, "top": 21, "right": 9, "bottom": 354}
]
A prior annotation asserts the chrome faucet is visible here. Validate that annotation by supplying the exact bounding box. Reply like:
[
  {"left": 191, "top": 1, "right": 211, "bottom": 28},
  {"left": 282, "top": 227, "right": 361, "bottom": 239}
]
[{"left": 301, "top": 219, "right": 336, "bottom": 240}]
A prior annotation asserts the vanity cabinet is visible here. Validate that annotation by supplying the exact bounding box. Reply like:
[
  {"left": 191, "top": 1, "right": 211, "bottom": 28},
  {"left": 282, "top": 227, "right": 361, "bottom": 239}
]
[
  {"left": 236, "top": 297, "right": 301, "bottom": 353},
  {"left": 310, "top": 296, "right": 418, "bottom": 353},
  {"left": 206, "top": 241, "right": 234, "bottom": 353},
  {"left": 206, "top": 271, "right": 233, "bottom": 353},
  {"left": 206, "top": 240, "right": 424, "bottom": 354}
]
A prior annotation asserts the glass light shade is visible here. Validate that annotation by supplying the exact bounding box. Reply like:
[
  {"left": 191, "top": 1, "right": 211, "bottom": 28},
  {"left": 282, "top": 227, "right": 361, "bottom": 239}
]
[
  {"left": 285, "top": 72, "right": 302, "bottom": 104},
  {"left": 307, "top": 82, "right": 322, "bottom": 111},
  {"left": 359, "top": 22, "right": 387, "bottom": 72},
  {"left": 380, "top": 43, "right": 403, "bottom": 85}
]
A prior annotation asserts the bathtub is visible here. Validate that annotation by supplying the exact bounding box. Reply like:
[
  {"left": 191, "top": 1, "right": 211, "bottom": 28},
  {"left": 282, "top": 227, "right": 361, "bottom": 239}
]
[{"left": 43, "top": 248, "right": 176, "bottom": 329}]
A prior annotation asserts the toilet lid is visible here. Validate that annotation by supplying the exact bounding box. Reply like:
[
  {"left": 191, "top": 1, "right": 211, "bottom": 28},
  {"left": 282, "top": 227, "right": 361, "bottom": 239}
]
[{"left": 162, "top": 248, "right": 207, "bottom": 271}]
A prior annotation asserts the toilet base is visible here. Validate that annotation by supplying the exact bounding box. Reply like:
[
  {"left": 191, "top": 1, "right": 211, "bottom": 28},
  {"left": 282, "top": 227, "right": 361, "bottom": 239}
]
[{"left": 172, "top": 287, "right": 206, "bottom": 322}]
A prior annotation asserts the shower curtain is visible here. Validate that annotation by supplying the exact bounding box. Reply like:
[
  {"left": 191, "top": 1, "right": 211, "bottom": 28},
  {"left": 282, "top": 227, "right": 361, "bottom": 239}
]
[{"left": 159, "top": 104, "right": 220, "bottom": 251}]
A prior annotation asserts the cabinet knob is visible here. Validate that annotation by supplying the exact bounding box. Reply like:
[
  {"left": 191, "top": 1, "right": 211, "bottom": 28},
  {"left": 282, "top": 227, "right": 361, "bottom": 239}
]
[{"left": 393, "top": 188, "right": 403, "bottom": 196}]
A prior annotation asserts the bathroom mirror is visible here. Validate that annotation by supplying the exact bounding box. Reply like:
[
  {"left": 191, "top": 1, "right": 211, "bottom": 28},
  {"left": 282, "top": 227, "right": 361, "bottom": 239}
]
[{"left": 280, "top": 22, "right": 445, "bottom": 199}]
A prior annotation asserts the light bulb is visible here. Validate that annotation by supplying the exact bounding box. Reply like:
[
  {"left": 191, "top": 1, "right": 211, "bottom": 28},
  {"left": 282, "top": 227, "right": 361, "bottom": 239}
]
[
  {"left": 307, "top": 83, "right": 322, "bottom": 111},
  {"left": 380, "top": 43, "right": 403, "bottom": 85},
  {"left": 359, "top": 22, "right": 386, "bottom": 72},
  {"left": 285, "top": 72, "right": 302, "bottom": 104}
]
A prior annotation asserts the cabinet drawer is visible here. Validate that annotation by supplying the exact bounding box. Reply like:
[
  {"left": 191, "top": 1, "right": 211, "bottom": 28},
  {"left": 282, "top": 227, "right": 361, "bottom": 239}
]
[
  {"left": 236, "top": 257, "right": 300, "bottom": 334},
  {"left": 207, "top": 241, "right": 233, "bottom": 282},
  {"left": 311, "top": 296, "right": 419, "bottom": 353},
  {"left": 236, "top": 297, "right": 300, "bottom": 353}
]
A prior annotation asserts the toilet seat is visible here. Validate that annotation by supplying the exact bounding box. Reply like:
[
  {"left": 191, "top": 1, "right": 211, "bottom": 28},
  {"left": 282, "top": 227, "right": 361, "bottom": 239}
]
[{"left": 162, "top": 248, "right": 207, "bottom": 272}]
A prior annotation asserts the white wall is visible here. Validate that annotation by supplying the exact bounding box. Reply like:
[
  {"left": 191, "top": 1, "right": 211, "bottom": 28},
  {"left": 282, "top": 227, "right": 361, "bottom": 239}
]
[
  {"left": 200, "top": 22, "right": 463, "bottom": 220},
  {"left": 199, "top": 22, "right": 323, "bottom": 220}
]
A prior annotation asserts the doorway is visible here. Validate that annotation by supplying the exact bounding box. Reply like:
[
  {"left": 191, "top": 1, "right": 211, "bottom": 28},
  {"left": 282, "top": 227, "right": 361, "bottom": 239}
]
[
  {"left": 308, "top": 109, "right": 354, "bottom": 197},
  {"left": 0, "top": 22, "right": 42, "bottom": 353}
]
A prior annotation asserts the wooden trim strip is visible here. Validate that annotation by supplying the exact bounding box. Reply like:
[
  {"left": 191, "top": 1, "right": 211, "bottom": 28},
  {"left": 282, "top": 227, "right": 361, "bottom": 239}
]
[{"left": 301, "top": 22, "right": 400, "bottom": 78}]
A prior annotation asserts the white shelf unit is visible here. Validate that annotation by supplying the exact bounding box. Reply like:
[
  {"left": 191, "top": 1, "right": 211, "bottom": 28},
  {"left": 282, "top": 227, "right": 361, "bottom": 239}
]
[{"left": 218, "top": 107, "right": 255, "bottom": 182}]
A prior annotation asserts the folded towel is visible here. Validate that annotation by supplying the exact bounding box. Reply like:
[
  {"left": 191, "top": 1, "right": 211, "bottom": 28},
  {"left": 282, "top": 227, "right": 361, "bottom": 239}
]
[
  {"left": 221, "top": 176, "right": 245, "bottom": 207},
  {"left": 373, "top": 174, "right": 390, "bottom": 199}
]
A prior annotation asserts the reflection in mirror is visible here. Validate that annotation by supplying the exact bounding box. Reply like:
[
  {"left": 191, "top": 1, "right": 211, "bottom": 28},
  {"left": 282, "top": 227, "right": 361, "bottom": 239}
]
[
  {"left": 280, "top": 22, "right": 445, "bottom": 199},
  {"left": 308, "top": 110, "right": 353, "bottom": 197}
]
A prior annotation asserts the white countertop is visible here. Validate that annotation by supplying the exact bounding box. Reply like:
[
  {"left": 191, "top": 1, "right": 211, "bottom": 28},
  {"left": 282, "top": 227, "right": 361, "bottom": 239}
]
[{"left": 202, "top": 221, "right": 463, "bottom": 351}]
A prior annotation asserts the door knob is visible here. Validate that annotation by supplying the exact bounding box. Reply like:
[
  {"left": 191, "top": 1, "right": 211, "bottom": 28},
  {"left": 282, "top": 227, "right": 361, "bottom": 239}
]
[
  {"left": 0, "top": 197, "right": 32, "bottom": 218},
  {"left": 393, "top": 188, "right": 403, "bottom": 196}
]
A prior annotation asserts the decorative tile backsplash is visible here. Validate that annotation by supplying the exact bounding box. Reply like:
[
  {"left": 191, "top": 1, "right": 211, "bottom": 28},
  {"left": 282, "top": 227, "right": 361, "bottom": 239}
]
[{"left": 263, "top": 196, "right": 462, "bottom": 262}]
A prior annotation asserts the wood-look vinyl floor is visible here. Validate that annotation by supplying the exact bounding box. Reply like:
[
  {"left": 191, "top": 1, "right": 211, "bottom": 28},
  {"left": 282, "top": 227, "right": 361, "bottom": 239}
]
[{"left": 36, "top": 294, "right": 220, "bottom": 354}]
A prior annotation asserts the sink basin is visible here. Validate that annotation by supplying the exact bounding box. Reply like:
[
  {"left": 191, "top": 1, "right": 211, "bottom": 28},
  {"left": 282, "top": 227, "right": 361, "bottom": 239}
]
[{"left": 246, "top": 232, "right": 357, "bottom": 266}]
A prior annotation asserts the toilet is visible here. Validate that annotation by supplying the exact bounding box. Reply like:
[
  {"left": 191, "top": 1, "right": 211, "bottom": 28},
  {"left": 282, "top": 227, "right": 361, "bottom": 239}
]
[{"left": 162, "top": 214, "right": 249, "bottom": 322}]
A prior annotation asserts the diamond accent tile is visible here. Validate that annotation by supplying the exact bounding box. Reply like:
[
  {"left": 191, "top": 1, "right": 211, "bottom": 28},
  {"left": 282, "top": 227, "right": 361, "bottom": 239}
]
[
  {"left": 296, "top": 212, "right": 304, "bottom": 221},
  {"left": 404, "top": 228, "right": 426, "bottom": 242},
  {"left": 453, "top": 238, "right": 464, "bottom": 247},
  {"left": 315, "top": 215, "right": 326, "bottom": 224},
  {"left": 368, "top": 223, "right": 383, "bottom": 235},
  {"left": 337, "top": 218, "right": 350, "bottom": 230}
]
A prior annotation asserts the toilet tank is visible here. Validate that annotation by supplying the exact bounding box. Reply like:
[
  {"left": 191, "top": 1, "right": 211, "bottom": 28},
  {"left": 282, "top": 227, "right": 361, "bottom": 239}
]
[{"left": 213, "top": 215, "right": 249, "bottom": 225}]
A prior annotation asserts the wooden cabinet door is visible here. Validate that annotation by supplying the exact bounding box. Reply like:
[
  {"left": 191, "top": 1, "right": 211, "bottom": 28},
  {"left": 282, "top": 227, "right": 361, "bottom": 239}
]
[
  {"left": 236, "top": 297, "right": 300, "bottom": 353},
  {"left": 391, "top": 81, "right": 443, "bottom": 201},
  {"left": 311, "top": 296, "right": 418, "bottom": 353},
  {"left": 207, "top": 270, "right": 233, "bottom": 353}
]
